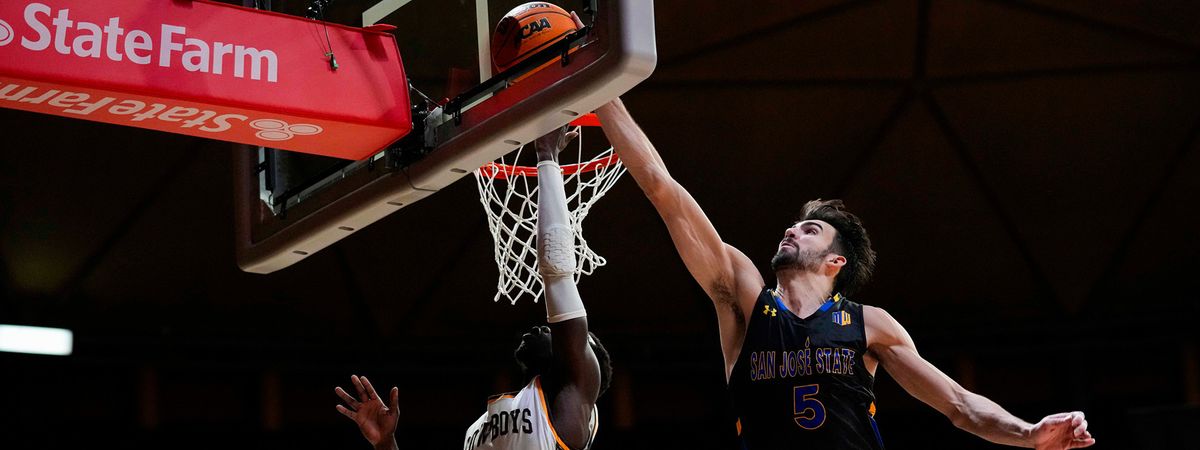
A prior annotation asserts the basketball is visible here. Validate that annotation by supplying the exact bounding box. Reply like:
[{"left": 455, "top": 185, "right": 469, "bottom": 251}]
[{"left": 490, "top": 2, "right": 578, "bottom": 73}]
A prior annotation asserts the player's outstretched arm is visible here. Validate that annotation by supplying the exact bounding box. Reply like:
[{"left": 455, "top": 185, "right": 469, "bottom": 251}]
[
  {"left": 865, "top": 307, "right": 1095, "bottom": 449},
  {"left": 334, "top": 375, "right": 401, "bottom": 450},
  {"left": 533, "top": 127, "right": 601, "bottom": 449},
  {"left": 595, "top": 99, "right": 762, "bottom": 376}
]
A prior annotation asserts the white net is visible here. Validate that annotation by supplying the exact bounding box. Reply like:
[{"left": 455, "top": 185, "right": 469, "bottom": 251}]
[{"left": 473, "top": 127, "right": 626, "bottom": 304}]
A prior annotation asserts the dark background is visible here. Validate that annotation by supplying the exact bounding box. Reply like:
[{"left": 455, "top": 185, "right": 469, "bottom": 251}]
[{"left": 2, "top": 0, "right": 1199, "bottom": 448}]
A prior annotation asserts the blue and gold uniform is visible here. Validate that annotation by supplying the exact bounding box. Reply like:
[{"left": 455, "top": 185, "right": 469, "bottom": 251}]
[{"left": 729, "top": 287, "right": 884, "bottom": 449}]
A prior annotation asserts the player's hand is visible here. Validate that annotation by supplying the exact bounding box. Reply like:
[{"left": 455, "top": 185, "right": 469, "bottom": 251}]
[
  {"left": 335, "top": 375, "right": 400, "bottom": 448},
  {"left": 1030, "top": 411, "right": 1094, "bottom": 449},
  {"left": 533, "top": 126, "right": 580, "bottom": 163}
]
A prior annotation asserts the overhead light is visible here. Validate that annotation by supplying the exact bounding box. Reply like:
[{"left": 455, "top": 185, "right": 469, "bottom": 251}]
[{"left": 0, "top": 324, "right": 73, "bottom": 356}]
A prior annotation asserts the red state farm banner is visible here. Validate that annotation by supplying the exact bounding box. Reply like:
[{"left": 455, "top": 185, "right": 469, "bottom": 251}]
[{"left": 0, "top": 0, "right": 411, "bottom": 160}]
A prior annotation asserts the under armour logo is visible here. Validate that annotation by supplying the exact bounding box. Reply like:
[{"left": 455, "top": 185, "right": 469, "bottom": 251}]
[
  {"left": 0, "top": 19, "right": 14, "bottom": 46},
  {"left": 762, "top": 304, "right": 777, "bottom": 317},
  {"left": 250, "top": 119, "right": 323, "bottom": 142}
]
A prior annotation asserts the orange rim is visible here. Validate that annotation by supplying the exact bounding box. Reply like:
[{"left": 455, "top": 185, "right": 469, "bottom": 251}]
[
  {"left": 478, "top": 113, "right": 615, "bottom": 179},
  {"left": 479, "top": 154, "right": 619, "bottom": 179},
  {"left": 568, "top": 113, "right": 601, "bottom": 127}
]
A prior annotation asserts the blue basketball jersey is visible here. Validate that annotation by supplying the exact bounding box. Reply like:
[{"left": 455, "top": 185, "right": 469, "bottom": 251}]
[{"left": 728, "top": 287, "right": 884, "bottom": 449}]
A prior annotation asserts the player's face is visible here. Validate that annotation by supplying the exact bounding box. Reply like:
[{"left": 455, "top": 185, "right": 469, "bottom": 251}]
[
  {"left": 771, "top": 220, "right": 837, "bottom": 272},
  {"left": 514, "top": 325, "right": 553, "bottom": 376}
]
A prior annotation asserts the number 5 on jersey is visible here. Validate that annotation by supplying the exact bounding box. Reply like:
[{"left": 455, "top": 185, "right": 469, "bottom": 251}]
[{"left": 793, "top": 384, "right": 826, "bottom": 429}]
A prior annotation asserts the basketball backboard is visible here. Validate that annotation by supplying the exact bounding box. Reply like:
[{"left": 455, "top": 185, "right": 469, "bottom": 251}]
[{"left": 233, "top": 0, "right": 656, "bottom": 273}]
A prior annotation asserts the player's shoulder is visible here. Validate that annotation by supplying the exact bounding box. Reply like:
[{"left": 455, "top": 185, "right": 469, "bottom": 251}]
[
  {"left": 836, "top": 295, "right": 882, "bottom": 314},
  {"left": 858, "top": 302, "right": 884, "bottom": 313},
  {"left": 486, "top": 391, "right": 519, "bottom": 405},
  {"left": 860, "top": 303, "right": 913, "bottom": 347},
  {"left": 858, "top": 303, "right": 900, "bottom": 329},
  {"left": 860, "top": 303, "right": 897, "bottom": 323},
  {"left": 488, "top": 378, "right": 538, "bottom": 403}
]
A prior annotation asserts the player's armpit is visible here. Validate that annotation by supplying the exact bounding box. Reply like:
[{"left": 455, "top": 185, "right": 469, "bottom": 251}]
[{"left": 545, "top": 381, "right": 598, "bottom": 450}]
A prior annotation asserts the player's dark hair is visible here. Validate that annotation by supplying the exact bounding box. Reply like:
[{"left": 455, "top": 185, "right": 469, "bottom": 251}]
[
  {"left": 800, "top": 199, "right": 876, "bottom": 296},
  {"left": 588, "top": 332, "right": 613, "bottom": 397}
]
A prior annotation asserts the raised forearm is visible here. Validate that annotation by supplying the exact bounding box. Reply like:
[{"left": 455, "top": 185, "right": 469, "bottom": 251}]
[
  {"left": 537, "top": 158, "right": 587, "bottom": 323},
  {"left": 594, "top": 99, "right": 747, "bottom": 294},
  {"left": 595, "top": 99, "right": 672, "bottom": 198},
  {"left": 951, "top": 390, "right": 1034, "bottom": 447}
]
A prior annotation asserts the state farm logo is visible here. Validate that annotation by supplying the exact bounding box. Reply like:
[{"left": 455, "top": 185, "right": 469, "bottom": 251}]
[
  {"left": 7, "top": 3, "right": 280, "bottom": 82},
  {"left": 0, "top": 19, "right": 14, "bottom": 46},
  {"left": 250, "top": 119, "right": 322, "bottom": 141}
]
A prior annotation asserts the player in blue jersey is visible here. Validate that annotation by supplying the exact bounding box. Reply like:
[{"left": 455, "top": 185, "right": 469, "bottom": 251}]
[{"left": 595, "top": 98, "right": 1094, "bottom": 450}]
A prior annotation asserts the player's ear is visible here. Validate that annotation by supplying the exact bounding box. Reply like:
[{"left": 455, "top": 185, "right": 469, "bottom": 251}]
[{"left": 827, "top": 254, "right": 846, "bottom": 268}]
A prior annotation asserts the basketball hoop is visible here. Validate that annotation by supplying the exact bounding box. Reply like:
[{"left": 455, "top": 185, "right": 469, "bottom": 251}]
[{"left": 473, "top": 115, "right": 625, "bottom": 304}]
